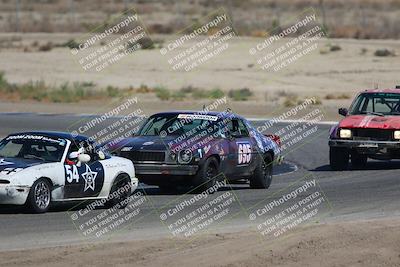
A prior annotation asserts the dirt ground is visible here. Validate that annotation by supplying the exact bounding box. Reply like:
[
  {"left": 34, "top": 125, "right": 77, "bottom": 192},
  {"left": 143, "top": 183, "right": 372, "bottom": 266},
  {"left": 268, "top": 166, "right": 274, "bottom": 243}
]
[
  {"left": 1, "top": 33, "right": 398, "bottom": 120},
  {"left": 0, "top": 34, "right": 398, "bottom": 94},
  {"left": 0, "top": 217, "right": 398, "bottom": 267}
]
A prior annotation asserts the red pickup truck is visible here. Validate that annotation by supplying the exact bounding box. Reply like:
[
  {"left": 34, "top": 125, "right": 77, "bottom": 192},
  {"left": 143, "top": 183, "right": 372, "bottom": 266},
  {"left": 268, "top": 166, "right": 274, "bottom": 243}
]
[{"left": 329, "top": 87, "right": 400, "bottom": 170}]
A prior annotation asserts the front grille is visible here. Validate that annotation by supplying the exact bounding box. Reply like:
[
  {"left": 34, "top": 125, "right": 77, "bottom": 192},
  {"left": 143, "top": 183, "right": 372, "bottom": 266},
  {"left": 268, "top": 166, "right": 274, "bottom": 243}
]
[
  {"left": 352, "top": 128, "right": 393, "bottom": 141},
  {"left": 121, "top": 151, "right": 165, "bottom": 162}
]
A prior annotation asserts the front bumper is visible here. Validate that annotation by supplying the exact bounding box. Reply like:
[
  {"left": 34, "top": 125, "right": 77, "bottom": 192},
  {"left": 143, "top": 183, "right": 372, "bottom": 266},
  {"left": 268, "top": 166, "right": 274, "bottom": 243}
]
[
  {"left": 135, "top": 163, "right": 199, "bottom": 176},
  {"left": 329, "top": 139, "right": 400, "bottom": 149},
  {"left": 329, "top": 139, "right": 400, "bottom": 158},
  {"left": 0, "top": 185, "right": 30, "bottom": 205}
]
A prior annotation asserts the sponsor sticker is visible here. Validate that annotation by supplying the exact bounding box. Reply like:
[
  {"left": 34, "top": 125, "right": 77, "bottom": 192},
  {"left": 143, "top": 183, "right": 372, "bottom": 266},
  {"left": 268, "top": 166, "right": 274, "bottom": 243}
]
[{"left": 177, "top": 114, "right": 218, "bottom": 121}]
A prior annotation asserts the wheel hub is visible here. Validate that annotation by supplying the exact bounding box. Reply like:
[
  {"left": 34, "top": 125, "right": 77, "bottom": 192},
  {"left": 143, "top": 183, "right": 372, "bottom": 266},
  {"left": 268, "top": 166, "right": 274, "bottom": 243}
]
[{"left": 34, "top": 182, "right": 50, "bottom": 209}]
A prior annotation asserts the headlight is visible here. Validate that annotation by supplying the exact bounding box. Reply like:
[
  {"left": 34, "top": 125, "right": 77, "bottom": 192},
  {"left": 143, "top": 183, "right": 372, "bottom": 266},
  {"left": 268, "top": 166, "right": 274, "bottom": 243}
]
[
  {"left": 339, "top": 129, "right": 352, "bottom": 139},
  {"left": 178, "top": 149, "right": 193, "bottom": 164},
  {"left": 394, "top": 131, "right": 400, "bottom": 140}
]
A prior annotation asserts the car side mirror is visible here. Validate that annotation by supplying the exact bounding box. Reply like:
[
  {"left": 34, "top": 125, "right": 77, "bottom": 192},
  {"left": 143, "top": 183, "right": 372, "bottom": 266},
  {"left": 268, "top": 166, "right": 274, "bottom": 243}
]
[
  {"left": 338, "top": 108, "right": 348, "bottom": 116},
  {"left": 68, "top": 151, "right": 79, "bottom": 160},
  {"left": 75, "top": 153, "right": 91, "bottom": 167},
  {"left": 78, "top": 153, "right": 91, "bottom": 163}
]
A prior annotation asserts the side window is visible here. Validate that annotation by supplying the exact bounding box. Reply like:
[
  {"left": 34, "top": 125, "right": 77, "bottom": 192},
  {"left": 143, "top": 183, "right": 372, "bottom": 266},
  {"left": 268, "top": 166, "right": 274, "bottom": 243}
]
[
  {"left": 67, "top": 142, "right": 80, "bottom": 155},
  {"left": 237, "top": 119, "right": 250, "bottom": 137},
  {"left": 228, "top": 119, "right": 250, "bottom": 138}
]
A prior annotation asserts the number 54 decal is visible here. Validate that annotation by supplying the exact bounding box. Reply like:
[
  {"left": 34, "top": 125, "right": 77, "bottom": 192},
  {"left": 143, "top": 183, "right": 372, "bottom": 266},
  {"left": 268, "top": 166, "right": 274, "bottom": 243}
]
[
  {"left": 65, "top": 165, "right": 79, "bottom": 183},
  {"left": 237, "top": 142, "right": 252, "bottom": 165}
]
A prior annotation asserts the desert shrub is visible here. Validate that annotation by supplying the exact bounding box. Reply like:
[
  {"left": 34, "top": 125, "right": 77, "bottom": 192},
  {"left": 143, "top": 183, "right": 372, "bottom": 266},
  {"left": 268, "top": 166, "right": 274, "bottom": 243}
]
[
  {"left": 57, "top": 39, "right": 81, "bottom": 49},
  {"left": 155, "top": 86, "right": 170, "bottom": 100},
  {"left": 106, "top": 85, "right": 120, "bottom": 97},
  {"left": 137, "top": 37, "right": 154, "bottom": 50},
  {"left": 324, "top": 94, "right": 335, "bottom": 100},
  {"left": 330, "top": 44, "right": 341, "bottom": 51},
  {"left": 0, "top": 71, "right": 10, "bottom": 92},
  {"left": 19, "top": 81, "right": 47, "bottom": 100},
  {"left": 192, "top": 89, "right": 209, "bottom": 99},
  {"left": 209, "top": 88, "right": 225, "bottom": 99},
  {"left": 337, "top": 93, "right": 350, "bottom": 99},
  {"left": 38, "top": 42, "right": 53, "bottom": 52},
  {"left": 312, "top": 97, "right": 322, "bottom": 105},
  {"left": 180, "top": 85, "right": 197, "bottom": 94},
  {"left": 283, "top": 96, "right": 297, "bottom": 107},
  {"left": 171, "top": 90, "right": 186, "bottom": 101},
  {"left": 275, "top": 90, "right": 292, "bottom": 97},
  {"left": 228, "top": 88, "right": 253, "bottom": 101},
  {"left": 374, "top": 49, "right": 395, "bottom": 57},
  {"left": 136, "top": 84, "right": 153, "bottom": 93},
  {"left": 360, "top": 48, "right": 368, "bottom": 55},
  {"left": 319, "top": 48, "right": 329, "bottom": 54},
  {"left": 325, "top": 93, "right": 350, "bottom": 100}
]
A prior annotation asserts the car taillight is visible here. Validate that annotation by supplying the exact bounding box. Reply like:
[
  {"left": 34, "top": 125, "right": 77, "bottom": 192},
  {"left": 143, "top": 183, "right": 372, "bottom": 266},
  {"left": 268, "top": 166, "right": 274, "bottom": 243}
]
[{"left": 266, "top": 134, "right": 281, "bottom": 147}]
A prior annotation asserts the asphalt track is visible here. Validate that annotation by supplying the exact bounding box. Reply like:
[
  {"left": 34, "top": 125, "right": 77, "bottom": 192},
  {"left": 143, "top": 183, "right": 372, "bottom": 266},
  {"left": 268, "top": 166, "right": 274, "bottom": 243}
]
[{"left": 0, "top": 113, "right": 399, "bottom": 251}]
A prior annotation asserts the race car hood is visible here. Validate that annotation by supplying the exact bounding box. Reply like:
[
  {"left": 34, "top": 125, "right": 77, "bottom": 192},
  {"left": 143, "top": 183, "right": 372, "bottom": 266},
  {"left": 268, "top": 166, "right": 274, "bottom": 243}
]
[
  {"left": 112, "top": 136, "right": 177, "bottom": 152},
  {"left": 339, "top": 115, "right": 400, "bottom": 129},
  {"left": 0, "top": 157, "right": 42, "bottom": 175}
]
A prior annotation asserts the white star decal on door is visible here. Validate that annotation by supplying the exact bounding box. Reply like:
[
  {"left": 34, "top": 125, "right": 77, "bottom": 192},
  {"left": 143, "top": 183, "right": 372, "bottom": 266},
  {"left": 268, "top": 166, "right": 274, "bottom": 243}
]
[{"left": 81, "top": 164, "right": 98, "bottom": 192}]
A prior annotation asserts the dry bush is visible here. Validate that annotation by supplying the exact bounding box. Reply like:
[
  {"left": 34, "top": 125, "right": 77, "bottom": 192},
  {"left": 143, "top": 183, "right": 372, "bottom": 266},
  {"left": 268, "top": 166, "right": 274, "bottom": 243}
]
[
  {"left": 325, "top": 93, "right": 351, "bottom": 100},
  {"left": 374, "top": 48, "right": 396, "bottom": 57},
  {"left": 1, "top": 0, "right": 400, "bottom": 39}
]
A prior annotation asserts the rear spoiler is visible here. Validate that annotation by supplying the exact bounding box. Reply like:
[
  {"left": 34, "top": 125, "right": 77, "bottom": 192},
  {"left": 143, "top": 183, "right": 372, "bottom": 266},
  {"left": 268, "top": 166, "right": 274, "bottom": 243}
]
[{"left": 265, "top": 134, "right": 281, "bottom": 147}]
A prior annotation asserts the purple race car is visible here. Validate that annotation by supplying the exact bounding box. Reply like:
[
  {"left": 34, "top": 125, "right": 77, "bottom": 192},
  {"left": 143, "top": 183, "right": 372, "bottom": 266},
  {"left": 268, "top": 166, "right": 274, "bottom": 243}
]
[{"left": 109, "top": 111, "right": 282, "bottom": 191}]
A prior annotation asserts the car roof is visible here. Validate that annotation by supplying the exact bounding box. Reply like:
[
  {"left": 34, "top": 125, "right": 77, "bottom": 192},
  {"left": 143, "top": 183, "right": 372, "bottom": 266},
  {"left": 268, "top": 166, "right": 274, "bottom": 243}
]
[
  {"left": 150, "top": 110, "right": 244, "bottom": 120},
  {"left": 8, "top": 131, "right": 87, "bottom": 142},
  {"left": 362, "top": 89, "right": 400, "bottom": 94}
]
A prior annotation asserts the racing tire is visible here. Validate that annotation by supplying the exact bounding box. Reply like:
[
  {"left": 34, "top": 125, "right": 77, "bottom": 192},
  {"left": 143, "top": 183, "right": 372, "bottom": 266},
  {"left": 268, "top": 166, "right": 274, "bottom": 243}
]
[
  {"left": 105, "top": 174, "right": 131, "bottom": 209},
  {"left": 250, "top": 153, "right": 273, "bottom": 189},
  {"left": 351, "top": 151, "right": 367, "bottom": 169},
  {"left": 192, "top": 157, "right": 219, "bottom": 192},
  {"left": 329, "top": 147, "right": 349, "bottom": 171},
  {"left": 26, "top": 178, "right": 52, "bottom": 213}
]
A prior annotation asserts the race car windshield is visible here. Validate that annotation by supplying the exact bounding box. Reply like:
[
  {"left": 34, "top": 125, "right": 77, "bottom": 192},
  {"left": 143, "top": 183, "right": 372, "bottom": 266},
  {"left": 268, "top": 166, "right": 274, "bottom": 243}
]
[
  {"left": 349, "top": 93, "right": 400, "bottom": 116},
  {"left": 138, "top": 114, "right": 216, "bottom": 136},
  {"left": 0, "top": 136, "right": 67, "bottom": 162}
]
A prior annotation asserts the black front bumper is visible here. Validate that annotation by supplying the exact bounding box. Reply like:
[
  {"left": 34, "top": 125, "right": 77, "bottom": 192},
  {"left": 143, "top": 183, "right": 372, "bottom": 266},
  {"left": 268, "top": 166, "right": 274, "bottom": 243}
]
[{"left": 135, "top": 163, "right": 199, "bottom": 176}]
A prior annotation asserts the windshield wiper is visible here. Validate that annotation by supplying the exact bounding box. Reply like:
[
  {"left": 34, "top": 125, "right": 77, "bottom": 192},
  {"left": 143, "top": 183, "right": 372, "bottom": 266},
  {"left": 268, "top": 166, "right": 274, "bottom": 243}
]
[{"left": 359, "top": 111, "right": 384, "bottom": 117}]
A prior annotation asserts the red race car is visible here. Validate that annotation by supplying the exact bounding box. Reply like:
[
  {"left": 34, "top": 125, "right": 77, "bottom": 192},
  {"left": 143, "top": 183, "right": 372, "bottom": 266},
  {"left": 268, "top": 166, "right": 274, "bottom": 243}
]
[{"left": 329, "top": 86, "right": 400, "bottom": 170}]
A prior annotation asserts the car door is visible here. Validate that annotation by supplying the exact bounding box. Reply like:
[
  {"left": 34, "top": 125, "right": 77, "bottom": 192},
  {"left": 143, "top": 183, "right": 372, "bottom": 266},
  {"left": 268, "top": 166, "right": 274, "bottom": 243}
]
[
  {"left": 63, "top": 142, "right": 105, "bottom": 199},
  {"left": 227, "top": 118, "right": 257, "bottom": 178}
]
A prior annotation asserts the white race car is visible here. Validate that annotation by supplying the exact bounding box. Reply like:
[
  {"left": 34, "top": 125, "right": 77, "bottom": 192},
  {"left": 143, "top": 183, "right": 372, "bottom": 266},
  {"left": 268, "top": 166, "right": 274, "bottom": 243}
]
[{"left": 0, "top": 131, "right": 138, "bottom": 213}]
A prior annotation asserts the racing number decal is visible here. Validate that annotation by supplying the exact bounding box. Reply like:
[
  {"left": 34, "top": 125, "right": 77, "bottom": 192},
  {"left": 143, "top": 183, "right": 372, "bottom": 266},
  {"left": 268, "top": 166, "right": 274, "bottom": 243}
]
[
  {"left": 65, "top": 165, "right": 79, "bottom": 183},
  {"left": 64, "top": 162, "right": 105, "bottom": 198},
  {"left": 237, "top": 142, "right": 252, "bottom": 165}
]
